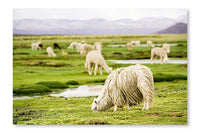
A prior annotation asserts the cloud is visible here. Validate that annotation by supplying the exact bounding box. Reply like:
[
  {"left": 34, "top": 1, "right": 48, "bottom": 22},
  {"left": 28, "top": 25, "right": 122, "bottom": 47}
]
[{"left": 13, "top": 8, "right": 187, "bottom": 20}]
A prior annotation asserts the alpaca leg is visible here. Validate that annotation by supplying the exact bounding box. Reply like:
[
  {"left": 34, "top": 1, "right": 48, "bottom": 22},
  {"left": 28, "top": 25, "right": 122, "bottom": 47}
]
[
  {"left": 127, "top": 104, "right": 131, "bottom": 110},
  {"left": 161, "top": 57, "right": 164, "bottom": 64},
  {"left": 146, "top": 101, "right": 149, "bottom": 110},
  {"left": 154, "top": 57, "right": 157, "bottom": 64},
  {"left": 114, "top": 105, "right": 118, "bottom": 112},
  {"left": 150, "top": 56, "right": 153, "bottom": 64},
  {"left": 94, "top": 64, "right": 98, "bottom": 75},
  {"left": 88, "top": 63, "right": 92, "bottom": 75},
  {"left": 142, "top": 101, "right": 146, "bottom": 110},
  {"left": 99, "top": 66, "right": 102, "bottom": 75},
  {"left": 48, "top": 53, "right": 51, "bottom": 57}
]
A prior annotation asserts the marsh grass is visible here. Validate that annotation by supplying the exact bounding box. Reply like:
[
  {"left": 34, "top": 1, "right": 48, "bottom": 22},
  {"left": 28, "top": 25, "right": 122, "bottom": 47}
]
[
  {"left": 35, "top": 81, "right": 68, "bottom": 89},
  {"left": 13, "top": 34, "right": 187, "bottom": 125},
  {"left": 13, "top": 80, "right": 187, "bottom": 125},
  {"left": 13, "top": 84, "right": 52, "bottom": 95}
]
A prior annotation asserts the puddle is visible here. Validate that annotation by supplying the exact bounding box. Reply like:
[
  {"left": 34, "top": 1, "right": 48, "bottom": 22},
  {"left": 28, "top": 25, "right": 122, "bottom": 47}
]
[
  {"left": 107, "top": 44, "right": 177, "bottom": 47},
  {"left": 13, "top": 85, "right": 103, "bottom": 100},
  {"left": 50, "top": 85, "right": 103, "bottom": 98},
  {"left": 108, "top": 59, "right": 187, "bottom": 64}
]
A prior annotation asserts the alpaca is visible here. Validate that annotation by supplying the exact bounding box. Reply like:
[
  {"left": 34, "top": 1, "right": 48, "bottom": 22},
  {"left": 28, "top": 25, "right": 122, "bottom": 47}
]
[
  {"left": 147, "top": 41, "right": 155, "bottom": 47},
  {"left": 68, "top": 42, "right": 82, "bottom": 52},
  {"left": 53, "top": 43, "right": 61, "bottom": 49},
  {"left": 93, "top": 42, "right": 102, "bottom": 52},
  {"left": 85, "top": 50, "right": 112, "bottom": 75},
  {"left": 62, "top": 50, "right": 68, "bottom": 55},
  {"left": 131, "top": 41, "right": 136, "bottom": 45},
  {"left": 68, "top": 42, "right": 78, "bottom": 49},
  {"left": 91, "top": 64, "right": 154, "bottom": 112},
  {"left": 135, "top": 41, "right": 140, "bottom": 46},
  {"left": 127, "top": 42, "right": 132, "bottom": 50},
  {"left": 31, "top": 42, "right": 42, "bottom": 50},
  {"left": 150, "top": 47, "right": 168, "bottom": 64},
  {"left": 47, "top": 47, "right": 56, "bottom": 57},
  {"left": 79, "top": 44, "right": 94, "bottom": 55}
]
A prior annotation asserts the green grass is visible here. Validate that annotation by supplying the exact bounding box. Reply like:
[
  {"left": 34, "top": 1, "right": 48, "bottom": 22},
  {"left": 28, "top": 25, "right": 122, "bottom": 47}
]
[
  {"left": 13, "top": 84, "right": 52, "bottom": 95},
  {"left": 13, "top": 34, "right": 187, "bottom": 125},
  {"left": 35, "top": 81, "right": 68, "bottom": 89},
  {"left": 13, "top": 80, "right": 187, "bottom": 125}
]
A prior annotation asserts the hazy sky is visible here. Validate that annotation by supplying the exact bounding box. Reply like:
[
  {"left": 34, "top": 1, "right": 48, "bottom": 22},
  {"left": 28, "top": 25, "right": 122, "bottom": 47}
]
[{"left": 13, "top": 8, "right": 187, "bottom": 20}]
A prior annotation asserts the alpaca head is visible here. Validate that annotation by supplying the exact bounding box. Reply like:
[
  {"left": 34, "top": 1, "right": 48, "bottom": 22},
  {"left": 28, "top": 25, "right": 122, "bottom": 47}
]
[
  {"left": 163, "top": 44, "right": 170, "bottom": 53},
  {"left": 108, "top": 67, "right": 112, "bottom": 74},
  {"left": 53, "top": 53, "right": 56, "bottom": 57},
  {"left": 91, "top": 98, "right": 98, "bottom": 112}
]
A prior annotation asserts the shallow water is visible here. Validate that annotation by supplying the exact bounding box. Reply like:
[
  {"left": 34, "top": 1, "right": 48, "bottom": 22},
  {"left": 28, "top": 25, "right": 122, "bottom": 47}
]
[
  {"left": 108, "top": 59, "right": 187, "bottom": 64},
  {"left": 107, "top": 44, "right": 177, "bottom": 47},
  {"left": 50, "top": 85, "right": 103, "bottom": 98},
  {"left": 13, "top": 85, "right": 103, "bottom": 100}
]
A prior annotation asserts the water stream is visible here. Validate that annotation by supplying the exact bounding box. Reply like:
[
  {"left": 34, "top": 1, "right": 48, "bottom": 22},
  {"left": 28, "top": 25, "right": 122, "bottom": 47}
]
[
  {"left": 108, "top": 59, "right": 187, "bottom": 64},
  {"left": 13, "top": 85, "right": 103, "bottom": 100}
]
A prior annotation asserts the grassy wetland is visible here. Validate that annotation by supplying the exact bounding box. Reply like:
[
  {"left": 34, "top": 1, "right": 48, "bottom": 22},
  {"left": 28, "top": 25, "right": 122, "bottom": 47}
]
[{"left": 13, "top": 34, "right": 187, "bottom": 125}]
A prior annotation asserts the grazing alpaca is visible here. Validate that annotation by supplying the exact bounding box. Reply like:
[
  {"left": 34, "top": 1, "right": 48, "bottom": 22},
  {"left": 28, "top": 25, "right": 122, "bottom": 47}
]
[
  {"left": 68, "top": 42, "right": 78, "bottom": 49},
  {"left": 127, "top": 42, "right": 132, "bottom": 50},
  {"left": 93, "top": 42, "right": 102, "bottom": 52},
  {"left": 47, "top": 47, "right": 56, "bottom": 57},
  {"left": 31, "top": 42, "right": 42, "bottom": 50},
  {"left": 150, "top": 43, "right": 170, "bottom": 64},
  {"left": 135, "top": 41, "right": 140, "bottom": 46},
  {"left": 91, "top": 64, "right": 154, "bottom": 112},
  {"left": 85, "top": 50, "right": 112, "bottom": 75},
  {"left": 147, "top": 41, "right": 155, "bottom": 47},
  {"left": 79, "top": 44, "right": 94, "bottom": 55},
  {"left": 68, "top": 42, "right": 82, "bottom": 52},
  {"left": 53, "top": 43, "right": 61, "bottom": 49},
  {"left": 62, "top": 50, "right": 68, "bottom": 55},
  {"left": 130, "top": 41, "right": 140, "bottom": 46}
]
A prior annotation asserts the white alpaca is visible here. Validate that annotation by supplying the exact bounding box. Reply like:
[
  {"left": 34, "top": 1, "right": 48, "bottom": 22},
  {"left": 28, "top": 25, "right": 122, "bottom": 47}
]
[
  {"left": 91, "top": 64, "right": 154, "bottom": 112},
  {"left": 93, "top": 42, "right": 102, "bottom": 52},
  {"left": 150, "top": 43, "right": 170, "bottom": 64},
  {"left": 31, "top": 42, "right": 42, "bottom": 50},
  {"left": 46, "top": 47, "right": 56, "bottom": 57},
  {"left": 127, "top": 42, "right": 132, "bottom": 50},
  {"left": 79, "top": 44, "right": 94, "bottom": 55},
  {"left": 85, "top": 50, "right": 112, "bottom": 75},
  {"left": 68, "top": 42, "right": 78, "bottom": 49},
  {"left": 147, "top": 41, "right": 155, "bottom": 47},
  {"left": 131, "top": 41, "right": 136, "bottom": 45},
  {"left": 68, "top": 42, "right": 82, "bottom": 52},
  {"left": 135, "top": 41, "right": 140, "bottom": 46}
]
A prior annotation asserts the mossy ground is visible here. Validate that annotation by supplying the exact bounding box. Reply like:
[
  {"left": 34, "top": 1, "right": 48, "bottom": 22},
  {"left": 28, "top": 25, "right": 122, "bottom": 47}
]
[{"left": 13, "top": 34, "right": 187, "bottom": 125}]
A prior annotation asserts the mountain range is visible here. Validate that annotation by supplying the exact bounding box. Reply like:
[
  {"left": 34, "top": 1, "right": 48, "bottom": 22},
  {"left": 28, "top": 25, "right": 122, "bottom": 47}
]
[
  {"left": 156, "top": 23, "right": 187, "bottom": 34},
  {"left": 13, "top": 15, "right": 187, "bottom": 35}
]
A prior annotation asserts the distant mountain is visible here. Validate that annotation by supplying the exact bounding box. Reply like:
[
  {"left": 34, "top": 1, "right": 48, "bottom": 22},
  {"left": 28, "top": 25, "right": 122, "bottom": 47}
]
[
  {"left": 13, "top": 16, "right": 187, "bottom": 35},
  {"left": 155, "top": 23, "right": 187, "bottom": 34}
]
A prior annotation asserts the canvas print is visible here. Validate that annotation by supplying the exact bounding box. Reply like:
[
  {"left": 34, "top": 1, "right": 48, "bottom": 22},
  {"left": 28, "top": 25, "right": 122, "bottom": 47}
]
[{"left": 13, "top": 8, "right": 187, "bottom": 125}]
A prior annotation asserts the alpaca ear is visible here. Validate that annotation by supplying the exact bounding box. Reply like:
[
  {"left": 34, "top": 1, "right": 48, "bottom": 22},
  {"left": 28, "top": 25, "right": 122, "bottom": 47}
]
[{"left": 94, "top": 98, "right": 97, "bottom": 103}]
